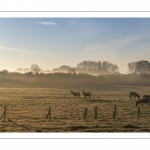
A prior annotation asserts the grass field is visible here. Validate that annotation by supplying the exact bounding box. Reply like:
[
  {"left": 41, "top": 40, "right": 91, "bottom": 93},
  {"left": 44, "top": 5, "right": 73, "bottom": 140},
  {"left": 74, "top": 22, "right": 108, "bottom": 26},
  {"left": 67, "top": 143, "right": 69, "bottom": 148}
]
[{"left": 0, "top": 86, "right": 150, "bottom": 132}]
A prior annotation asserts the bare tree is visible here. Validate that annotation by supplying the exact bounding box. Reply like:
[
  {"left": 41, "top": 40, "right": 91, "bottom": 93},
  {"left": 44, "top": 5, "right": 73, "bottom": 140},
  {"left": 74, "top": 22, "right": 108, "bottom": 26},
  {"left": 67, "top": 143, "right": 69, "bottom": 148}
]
[
  {"left": 41, "top": 69, "right": 51, "bottom": 74},
  {"left": 16, "top": 68, "right": 24, "bottom": 73},
  {"left": 128, "top": 60, "right": 150, "bottom": 74},
  {"left": 16, "top": 68, "right": 30, "bottom": 74},
  {"left": 136, "top": 60, "right": 150, "bottom": 74},
  {"left": 52, "top": 65, "right": 72, "bottom": 73},
  {"left": 128, "top": 61, "right": 137, "bottom": 73},
  {"left": 2, "top": 69, "right": 9, "bottom": 74},
  {"left": 30, "top": 64, "right": 41, "bottom": 74},
  {"left": 76, "top": 60, "right": 119, "bottom": 75},
  {"left": 68, "top": 68, "right": 76, "bottom": 74},
  {"left": 59, "top": 65, "right": 71, "bottom": 73}
]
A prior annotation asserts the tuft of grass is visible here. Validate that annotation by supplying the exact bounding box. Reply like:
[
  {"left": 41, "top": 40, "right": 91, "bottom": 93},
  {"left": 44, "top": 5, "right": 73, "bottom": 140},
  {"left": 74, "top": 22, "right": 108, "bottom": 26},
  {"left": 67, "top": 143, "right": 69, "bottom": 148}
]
[
  {"left": 69, "top": 126, "right": 88, "bottom": 131},
  {"left": 123, "top": 124, "right": 140, "bottom": 129}
]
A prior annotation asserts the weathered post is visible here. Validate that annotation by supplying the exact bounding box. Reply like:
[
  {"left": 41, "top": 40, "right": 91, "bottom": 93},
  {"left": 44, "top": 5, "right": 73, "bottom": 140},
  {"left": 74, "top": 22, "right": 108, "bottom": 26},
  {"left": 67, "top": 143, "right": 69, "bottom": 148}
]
[
  {"left": 0, "top": 110, "right": 4, "bottom": 120},
  {"left": 46, "top": 106, "right": 51, "bottom": 121},
  {"left": 4, "top": 107, "right": 6, "bottom": 120},
  {"left": 95, "top": 107, "right": 97, "bottom": 120},
  {"left": 113, "top": 106, "right": 116, "bottom": 119},
  {"left": 49, "top": 106, "right": 51, "bottom": 121},
  {"left": 84, "top": 108, "right": 87, "bottom": 119},
  {"left": 138, "top": 107, "right": 140, "bottom": 121},
  {"left": 0, "top": 106, "right": 6, "bottom": 120}
]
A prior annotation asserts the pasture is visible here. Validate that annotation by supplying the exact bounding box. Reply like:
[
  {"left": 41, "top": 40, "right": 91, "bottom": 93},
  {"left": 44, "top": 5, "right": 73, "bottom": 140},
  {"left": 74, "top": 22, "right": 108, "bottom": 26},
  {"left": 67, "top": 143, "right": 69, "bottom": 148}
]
[{"left": 0, "top": 86, "right": 150, "bottom": 132}]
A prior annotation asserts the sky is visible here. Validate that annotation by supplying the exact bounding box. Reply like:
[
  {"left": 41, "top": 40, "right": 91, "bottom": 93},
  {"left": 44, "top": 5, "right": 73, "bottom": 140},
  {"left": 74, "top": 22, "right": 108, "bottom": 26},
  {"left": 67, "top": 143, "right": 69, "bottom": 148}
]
[{"left": 0, "top": 18, "right": 150, "bottom": 73}]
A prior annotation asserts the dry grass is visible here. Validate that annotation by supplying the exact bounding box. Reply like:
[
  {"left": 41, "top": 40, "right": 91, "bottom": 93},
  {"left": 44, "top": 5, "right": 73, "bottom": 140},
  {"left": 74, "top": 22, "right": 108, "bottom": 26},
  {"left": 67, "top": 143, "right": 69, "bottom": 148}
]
[{"left": 0, "top": 86, "right": 150, "bottom": 132}]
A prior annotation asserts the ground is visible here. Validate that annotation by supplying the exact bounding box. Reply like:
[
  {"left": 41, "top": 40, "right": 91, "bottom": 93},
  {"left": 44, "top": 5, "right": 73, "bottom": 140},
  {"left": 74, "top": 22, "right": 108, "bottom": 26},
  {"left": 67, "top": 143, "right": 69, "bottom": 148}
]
[{"left": 0, "top": 86, "right": 150, "bottom": 132}]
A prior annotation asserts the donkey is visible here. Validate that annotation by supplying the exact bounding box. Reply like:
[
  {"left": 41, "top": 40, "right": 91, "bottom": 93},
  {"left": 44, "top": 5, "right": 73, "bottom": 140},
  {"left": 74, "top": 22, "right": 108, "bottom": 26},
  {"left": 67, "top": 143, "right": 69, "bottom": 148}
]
[
  {"left": 143, "top": 95, "right": 150, "bottom": 99},
  {"left": 70, "top": 90, "right": 80, "bottom": 98},
  {"left": 129, "top": 92, "right": 140, "bottom": 100},
  {"left": 136, "top": 98, "right": 150, "bottom": 107},
  {"left": 83, "top": 91, "right": 91, "bottom": 99}
]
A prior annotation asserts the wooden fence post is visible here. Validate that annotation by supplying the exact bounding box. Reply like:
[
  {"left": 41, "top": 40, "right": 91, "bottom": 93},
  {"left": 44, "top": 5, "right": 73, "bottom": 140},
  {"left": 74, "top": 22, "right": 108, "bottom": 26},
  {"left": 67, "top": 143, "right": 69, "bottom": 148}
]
[
  {"left": 4, "top": 107, "right": 6, "bottom": 120},
  {"left": 84, "top": 108, "right": 87, "bottom": 119},
  {"left": 138, "top": 107, "right": 140, "bottom": 121},
  {"left": 46, "top": 106, "right": 51, "bottom": 121},
  {"left": 0, "top": 107, "right": 6, "bottom": 120},
  {"left": 113, "top": 106, "right": 116, "bottom": 119},
  {"left": 95, "top": 107, "right": 97, "bottom": 120},
  {"left": 49, "top": 106, "right": 51, "bottom": 121}
]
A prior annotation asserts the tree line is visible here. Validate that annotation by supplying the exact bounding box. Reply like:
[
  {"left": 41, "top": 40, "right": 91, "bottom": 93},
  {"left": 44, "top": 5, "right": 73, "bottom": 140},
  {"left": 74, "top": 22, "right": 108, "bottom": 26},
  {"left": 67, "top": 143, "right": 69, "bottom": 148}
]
[
  {"left": 1, "top": 60, "right": 150, "bottom": 75},
  {"left": 52, "top": 60, "right": 119, "bottom": 75},
  {"left": 52, "top": 60, "right": 150, "bottom": 75}
]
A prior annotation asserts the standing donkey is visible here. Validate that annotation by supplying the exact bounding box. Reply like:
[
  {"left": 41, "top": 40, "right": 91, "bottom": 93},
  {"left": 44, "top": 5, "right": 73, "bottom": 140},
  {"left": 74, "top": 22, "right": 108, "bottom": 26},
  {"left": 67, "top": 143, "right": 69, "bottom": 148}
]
[
  {"left": 70, "top": 90, "right": 80, "bottom": 98},
  {"left": 83, "top": 91, "right": 91, "bottom": 99},
  {"left": 129, "top": 92, "right": 140, "bottom": 100}
]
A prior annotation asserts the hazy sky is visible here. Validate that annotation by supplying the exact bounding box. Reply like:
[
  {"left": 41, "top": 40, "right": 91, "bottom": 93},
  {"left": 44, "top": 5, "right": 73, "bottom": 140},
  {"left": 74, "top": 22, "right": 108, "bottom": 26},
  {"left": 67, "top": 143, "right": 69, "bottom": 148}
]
[{"left": 0, "top": 18, "right": 150, "bottom": 73}]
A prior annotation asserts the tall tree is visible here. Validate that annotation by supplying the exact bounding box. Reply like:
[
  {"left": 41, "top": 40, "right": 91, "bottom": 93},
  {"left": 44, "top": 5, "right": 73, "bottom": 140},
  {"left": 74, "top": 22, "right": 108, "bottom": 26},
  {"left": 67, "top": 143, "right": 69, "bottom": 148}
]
[
  {"left": 52, "top": 65, "right": 71, "bottom": 73},
  {"left": 30, "top": 64, "right": 41, "bottom": 74},
  {"left": 128, "top": 60, "right": 150, "bottom": 74},
  {"left": 136, "top": 60, "right": 150, "bottom": 74}
]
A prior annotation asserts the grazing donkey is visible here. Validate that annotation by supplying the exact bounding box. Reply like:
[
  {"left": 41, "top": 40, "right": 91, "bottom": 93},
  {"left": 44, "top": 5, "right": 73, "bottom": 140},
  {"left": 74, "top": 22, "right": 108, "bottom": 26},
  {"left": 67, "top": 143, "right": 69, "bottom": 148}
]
[
  {"left": 70, "top": 90, "right": 80, "bottom": 98},
  {"left": 143, "top": 95, "right": 150, "bottom": 99},
  {"left": 83, "top": 91, "right": 91, "bottom": 99},
  {"left": 129, "top": 92, "right": 140, "bottom": 100},
  {"left": 136, "top": 98, "right": 150, "bottom": 107}
]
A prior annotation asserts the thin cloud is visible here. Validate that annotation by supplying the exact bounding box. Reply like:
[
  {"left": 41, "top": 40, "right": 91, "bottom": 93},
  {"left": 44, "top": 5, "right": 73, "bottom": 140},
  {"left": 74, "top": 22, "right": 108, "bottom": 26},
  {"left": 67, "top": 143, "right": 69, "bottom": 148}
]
[
  {"left": 68, "top": 19, "right": 106, "bottom": 37},
  {"left": 0, "top": 46, "right": 79, "bottom": 60},
  {"left": 32, "top": 21, "right": 58, "bottom": 26}
]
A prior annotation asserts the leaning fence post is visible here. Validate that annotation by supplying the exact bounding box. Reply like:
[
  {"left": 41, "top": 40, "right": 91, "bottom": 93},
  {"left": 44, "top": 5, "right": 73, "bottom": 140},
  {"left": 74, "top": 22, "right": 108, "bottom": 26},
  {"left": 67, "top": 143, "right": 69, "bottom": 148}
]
[
  {"left": 4, "top": 107, "right": 6, "bottom": 120},
  {"left": 84, "top": 108, "right": 87, "bottom": 119},
  {"left": 46, "top": 106, "right": 51, "bottom": 121},
  {"left": 0, "top": 106, "right": 6, "bottom": 120},
  {"left": 49, "top": 106, "right": 51, "bottom": 121},
  {"left": 113, "top": 106, "right": 116, "bottom": 119},
  {"left": 138, "top": 107, "right": 140, "bottom": 121},
  {"left": 95, "top": 107, "right": 97, "bottom": 120}
]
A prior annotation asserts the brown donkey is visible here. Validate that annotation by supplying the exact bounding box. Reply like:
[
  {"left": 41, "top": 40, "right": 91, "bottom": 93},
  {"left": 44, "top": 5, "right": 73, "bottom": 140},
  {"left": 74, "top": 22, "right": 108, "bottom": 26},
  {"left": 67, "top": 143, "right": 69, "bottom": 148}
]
[
  {"left": 83, "top": 91, "right": 91, "bottom": 99},
  {"left": 70, "top": 90, "right": 80, "bottom": 98},
  {"left": 129, "top": 92, "right": 140, "bottom": 100},
  {"left": 143, "top": 95, "right": 150, "bottom": 99},
  {"left": 136, "top": 98, "right": 150, "bottom": 107}
]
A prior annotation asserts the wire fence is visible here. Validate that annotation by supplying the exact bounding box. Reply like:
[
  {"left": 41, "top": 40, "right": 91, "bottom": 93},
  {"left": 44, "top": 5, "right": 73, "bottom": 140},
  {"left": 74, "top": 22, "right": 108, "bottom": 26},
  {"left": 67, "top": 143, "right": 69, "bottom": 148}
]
[{"left": 0, "top": 105, "right": 142, "bottom": 121}]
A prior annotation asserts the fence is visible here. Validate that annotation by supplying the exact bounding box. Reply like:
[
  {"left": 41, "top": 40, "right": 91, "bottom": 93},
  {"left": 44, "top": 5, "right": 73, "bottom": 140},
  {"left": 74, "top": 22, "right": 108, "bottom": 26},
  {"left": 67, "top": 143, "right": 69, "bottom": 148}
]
[{"left": 0, "top": 105, "right": 142, "bottom": 121}]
